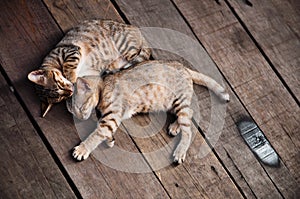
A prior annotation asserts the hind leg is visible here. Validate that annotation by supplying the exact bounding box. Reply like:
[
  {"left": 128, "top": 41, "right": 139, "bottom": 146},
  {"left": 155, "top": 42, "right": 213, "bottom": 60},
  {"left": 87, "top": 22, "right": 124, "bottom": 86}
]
[{"left": 173, "top": 107, "right": 193, "bottom": 164}]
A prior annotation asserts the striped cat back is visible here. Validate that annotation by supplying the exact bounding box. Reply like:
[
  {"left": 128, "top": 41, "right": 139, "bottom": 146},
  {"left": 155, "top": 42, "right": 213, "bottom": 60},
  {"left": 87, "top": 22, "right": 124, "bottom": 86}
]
[{"left": 27, "top": 19, "right": 151, "bottom": 117}]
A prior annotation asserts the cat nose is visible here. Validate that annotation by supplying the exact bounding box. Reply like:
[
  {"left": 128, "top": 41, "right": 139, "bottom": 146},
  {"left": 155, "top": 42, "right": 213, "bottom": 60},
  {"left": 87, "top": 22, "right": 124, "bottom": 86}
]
[
  {"left": 69, "top": 84, "right": 74, "bottom": 91},
  {"left": 67, "top": 84, "right": 74, "bottom": 96}
]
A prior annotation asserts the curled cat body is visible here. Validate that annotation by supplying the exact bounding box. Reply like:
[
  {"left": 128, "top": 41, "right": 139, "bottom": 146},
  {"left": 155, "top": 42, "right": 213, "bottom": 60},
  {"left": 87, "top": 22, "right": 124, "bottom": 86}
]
[
  {"left": 27, "top": 19, "right": 151, "bottom": 117},
  {"left": 67, "top": 60, "right": 230, "bottom": 164}
]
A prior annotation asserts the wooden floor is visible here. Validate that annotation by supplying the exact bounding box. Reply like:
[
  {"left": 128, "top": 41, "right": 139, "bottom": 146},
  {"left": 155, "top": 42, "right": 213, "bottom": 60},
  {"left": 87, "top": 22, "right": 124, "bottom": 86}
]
[{"left": 0, "top": 0, "right": 299, "bottom": 198}]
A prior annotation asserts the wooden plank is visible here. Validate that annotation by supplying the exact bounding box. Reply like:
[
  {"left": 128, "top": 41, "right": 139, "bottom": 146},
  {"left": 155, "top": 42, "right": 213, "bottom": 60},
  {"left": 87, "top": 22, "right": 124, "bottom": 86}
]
[
  {"left": 172, "top": 0, "right": 300, "bottom": 198},
  {"left": 109, "top": 0, "right": 262, "bottom": 198},
  {"left": 41, "top": 0, "right": 171, "bottom": 197},
  {"left": 111, "top": 1, "right": 274, "bottom": 198},
  {"left": 0, "top": 73, "right": 76, "bottom": 199},
  {"left": 116, "top": 0, "right": 300, "bottom": 198},
  {"left": 43, "top": 0, "right": 122, "bottom": 32},
  {"left": 41, "top": 0, "right": 242, "bottom": 198},
  {"left": 226, "top": 0, "right": 300, "bottom": 101},
  {"left": 0, "top": 0, "right": 168, "bottom": 198}
]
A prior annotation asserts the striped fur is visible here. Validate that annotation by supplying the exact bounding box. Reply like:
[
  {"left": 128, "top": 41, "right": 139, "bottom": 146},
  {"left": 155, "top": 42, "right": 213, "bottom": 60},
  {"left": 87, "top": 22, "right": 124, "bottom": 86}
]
[
  {"left": 27, "top": 19, "right": 151, "bottom": 115},
  {"left": 68, "top": 60, "right": 229, "bottom": 164}
]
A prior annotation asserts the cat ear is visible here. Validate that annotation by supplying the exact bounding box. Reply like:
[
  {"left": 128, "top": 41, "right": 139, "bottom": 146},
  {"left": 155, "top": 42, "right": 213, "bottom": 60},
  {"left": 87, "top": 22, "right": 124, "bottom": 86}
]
[
  {"left": 77, "top": 77, "right": 91, "bottom": 93},
  {"left": 28, "top": 70, "right": 46, "bottom": 85}
]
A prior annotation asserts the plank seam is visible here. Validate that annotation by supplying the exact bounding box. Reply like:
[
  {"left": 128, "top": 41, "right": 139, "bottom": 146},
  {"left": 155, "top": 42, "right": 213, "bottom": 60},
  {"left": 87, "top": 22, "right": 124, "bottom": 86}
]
[
  {"left": 165, "top": 0, "right": 248, "bottom": 197},
  {"left": 191, "top": 118, "right": 247, "bottom": 199},
  {"left": 256, "top": 160, "right": 285, "bottom": 198},
  {"left": 224, "top": 0, "right": 300, "bottom": 107},
  {"left": 168, "top": 1, "right": 287, "bottom": 197},
  {"left": 41, "top": 0, "right": 65, "bottom": 33},
  {"left": 0, "top": 65, "right": 83, "bottom": 199},
  {"left": 120, "top": 124, "right": 173, "bottom": 198},
  {"left": 107, "top": 1, "right": 172, "bottom": 196},
  {"left": 224, "top": 148, "right": 257, "bottom": 198},
  {"left": 110, "top": 0, "right": 131, "bottom": 24}
]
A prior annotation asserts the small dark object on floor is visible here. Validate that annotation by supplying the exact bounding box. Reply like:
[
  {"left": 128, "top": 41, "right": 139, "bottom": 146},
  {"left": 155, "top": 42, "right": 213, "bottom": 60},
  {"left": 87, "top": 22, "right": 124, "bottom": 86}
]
[
  {"left": 244, "top": 0, "right": 253, "bottom": 7},
  {"left": 237, "top": 117, "right": 280, "bottom": 167},
  {"left": 215, "top": 0, "right": 252, "bottom": 7}
]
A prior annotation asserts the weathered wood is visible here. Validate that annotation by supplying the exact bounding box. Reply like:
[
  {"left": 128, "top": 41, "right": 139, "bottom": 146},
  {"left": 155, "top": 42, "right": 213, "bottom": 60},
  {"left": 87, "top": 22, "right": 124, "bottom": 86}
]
[
  {"left": 111, "top": 0, "right": 261, "bottom": 198},
  {"left": 42, "top": 0, "right": 244, "bottom": 198},
  {"left": 112, "top": 1, "right": 278, "bottom": 198},
  {"left": 0, "top": 0, "right": 168, "bottom": 198},
  {"left": 172, "top": 0, "right": 300, "bottom": 197},
  {"left": 1, "top": 0, "right": 299, "bottom": 198},
  {"left": 0, "top": 73, "right": 76, "bottom": 199},
  {"left": 43, "top": 0, "right": 122, "bottom": 32},
  {"left": 115, "top": 0, "right": 300, "bottom": 198},
  {"left": 227, "top": 0, "right": 300, "bottom": 101}
]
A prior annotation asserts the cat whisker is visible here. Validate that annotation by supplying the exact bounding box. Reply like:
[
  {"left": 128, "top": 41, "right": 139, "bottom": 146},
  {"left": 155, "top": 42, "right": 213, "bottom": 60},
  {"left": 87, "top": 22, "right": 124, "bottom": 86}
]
[{"left": 42, "top": 103, "right": 53, "bottom": 118}]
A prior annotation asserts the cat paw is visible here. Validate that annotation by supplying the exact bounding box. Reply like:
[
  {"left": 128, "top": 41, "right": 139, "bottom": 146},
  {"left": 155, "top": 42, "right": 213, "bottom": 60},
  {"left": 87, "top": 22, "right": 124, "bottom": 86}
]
[
  {"left": 106, "top": 139, "right": 115, "bottom": 148},
  {"left": 168, "top": 121, "right": 181, "bottom": 136},
  {"left": 72, "top": 143, "right": 91, "bottom": 161},
  {"left": 220, "top": 91, "right": 230, "bottom": 102},
  {"left": 173, "top": 146, "right": 187, "bottom": 164}
]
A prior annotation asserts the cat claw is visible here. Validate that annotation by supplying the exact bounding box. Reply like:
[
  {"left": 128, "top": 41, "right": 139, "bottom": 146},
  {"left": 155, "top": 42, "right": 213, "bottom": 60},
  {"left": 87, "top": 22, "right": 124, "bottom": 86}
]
[
  {"left": 106, "top": 139, "right": 115, "bottom": 148},
  {"left": 73, "top": 144, "right": 91, "bottom": 161},
  {"left": 173, "top": 147, "right": 187, "bottom": 164},
  {"left": 168, "top": 121, "right": 181, "bottom": 136}
]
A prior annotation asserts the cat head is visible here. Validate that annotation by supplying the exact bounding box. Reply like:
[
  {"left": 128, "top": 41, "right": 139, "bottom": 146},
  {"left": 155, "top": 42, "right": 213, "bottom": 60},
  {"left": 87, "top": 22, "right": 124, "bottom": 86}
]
[
  {"left": 66, "top": 77, "right": 100, "bottom": 120},
  {"left": 28, "top": 67, "right": 74, "bottom": 117}
]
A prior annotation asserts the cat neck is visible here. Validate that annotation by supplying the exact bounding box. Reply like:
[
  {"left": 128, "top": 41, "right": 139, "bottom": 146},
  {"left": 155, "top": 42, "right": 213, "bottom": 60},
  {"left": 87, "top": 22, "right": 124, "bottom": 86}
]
[{"left": 81, "top": 76, "right": 103, "bottom": 91}]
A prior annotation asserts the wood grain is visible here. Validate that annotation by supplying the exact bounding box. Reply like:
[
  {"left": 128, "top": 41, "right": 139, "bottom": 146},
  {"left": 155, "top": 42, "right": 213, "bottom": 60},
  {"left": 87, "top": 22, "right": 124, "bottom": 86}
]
[
  {"left": 43, "top": 0, "right": 122, "bottom": 32},
  {"left": 42, "top": 0, "right": 244, "bottom": 198},
  {"left": 111, "top": 1, "right": 256, "bottom": 197},
  {"left": 1, "top": 0, "right": 299, "bottom": 198},
  {"left": 0, "top": 72, "right": 76, "bottom": 199},
  {"left": 172, "top": 0, "right": 300, "bottom": 197},
  {"left": 0, "top": 0, "right": 168, "bottom": 198},
  {"left": 227, "top": 0, "right": 300, "bottom": 101},
  {"left": 115, "top": 0, "right": 299, "bottom": 198}
]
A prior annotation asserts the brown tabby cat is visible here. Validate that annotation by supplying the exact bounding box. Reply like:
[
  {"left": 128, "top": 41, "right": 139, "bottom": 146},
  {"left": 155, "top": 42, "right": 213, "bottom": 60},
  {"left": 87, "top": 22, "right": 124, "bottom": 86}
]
[
  {"left": 67, "top": 60, "right": 230, "bottom": 164},
  {"left": 27, "top": 19, "right": 151, "bottom": 117}
]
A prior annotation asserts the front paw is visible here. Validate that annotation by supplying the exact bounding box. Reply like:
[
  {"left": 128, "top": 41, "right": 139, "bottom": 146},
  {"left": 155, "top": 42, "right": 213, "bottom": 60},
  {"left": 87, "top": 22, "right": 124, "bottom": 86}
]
[
  {"left": 72, "top": 143, "right": 91, "bottom": 161},
  {"left": 168, "top": 121, "right": 181, "bottom": 136},
  {"left": 173, "top": 145, "right": 187, "bottom": 164}
]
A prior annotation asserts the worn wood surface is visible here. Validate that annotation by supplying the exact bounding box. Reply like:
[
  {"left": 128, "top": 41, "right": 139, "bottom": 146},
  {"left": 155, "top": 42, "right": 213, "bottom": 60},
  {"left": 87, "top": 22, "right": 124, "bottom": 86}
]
[
  {"left": 0, "top": 0, "right": 168, "bottom": 198},
  {"left": 172, "top": 0, "right": 300, "bottom": 197},
  {"left": 42, "top": 0, "right": 243, "bottom": 198},
  {"left": 0, "top": 73, "right": 76, "bottom": 199},
  {"left": 0, "top": 0, "right": 299, "bottom": 198},
  {"left": 114, "top": 0, "right": 300, "bottom": 198},
  {"left": 227, "top": 0, "right": 300, "bottom": 101}
]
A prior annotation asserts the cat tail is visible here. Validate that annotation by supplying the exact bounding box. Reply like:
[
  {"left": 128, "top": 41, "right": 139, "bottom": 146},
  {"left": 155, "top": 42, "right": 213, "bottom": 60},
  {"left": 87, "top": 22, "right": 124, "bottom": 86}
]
[{"left": 186, "top": 68, "right": 230, "bottom": 102}]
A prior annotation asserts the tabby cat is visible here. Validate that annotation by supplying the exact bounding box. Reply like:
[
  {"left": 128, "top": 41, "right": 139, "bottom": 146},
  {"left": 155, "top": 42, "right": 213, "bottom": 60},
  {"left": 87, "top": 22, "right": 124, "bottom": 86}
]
[
  {"left": 27, "top": 19, "right": 151, "bottom": 117},
  {"left": 67, "top": 60, "right": 230, "bottom": 164}
]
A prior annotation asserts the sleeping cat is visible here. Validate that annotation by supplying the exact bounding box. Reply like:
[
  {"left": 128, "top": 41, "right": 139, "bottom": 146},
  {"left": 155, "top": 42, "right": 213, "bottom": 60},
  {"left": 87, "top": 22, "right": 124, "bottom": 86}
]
[
  {"left": 27, "top": 19, "right": 151, "bottom": 117},
  {"left": 67, "top": 60, "right": 230, "bottom": 164}
]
